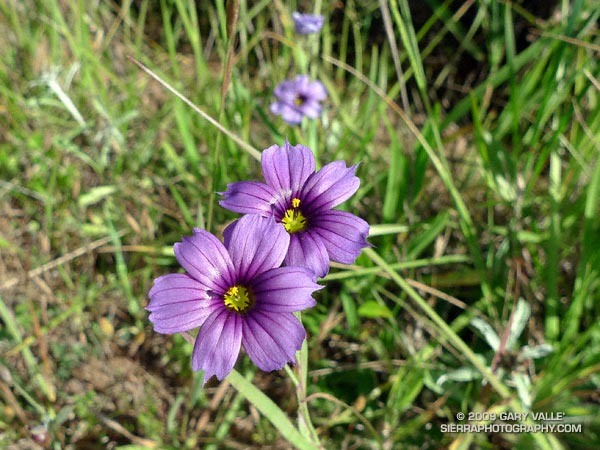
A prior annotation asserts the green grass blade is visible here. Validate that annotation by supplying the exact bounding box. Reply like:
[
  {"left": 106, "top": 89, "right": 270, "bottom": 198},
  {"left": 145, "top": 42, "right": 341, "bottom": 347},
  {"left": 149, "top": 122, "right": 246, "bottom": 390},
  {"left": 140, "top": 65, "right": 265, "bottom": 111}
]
[
  {"left": 364, "top": 247, "right": 509, "bottom": 397},
  {"left": 226, "top": 370, "right": 320, "bottom": 450},
  {"left": 545, "top": 152, "right": 561, "bottom": 341},
  {"left": 365, "top": 248, "right": 561, "bottom": 450},
  {"left": 563, "top": 154, "right": 600, "bottom": 342},
  {"left": 388, "top": 0, "right": 426, "bottom": 93}
]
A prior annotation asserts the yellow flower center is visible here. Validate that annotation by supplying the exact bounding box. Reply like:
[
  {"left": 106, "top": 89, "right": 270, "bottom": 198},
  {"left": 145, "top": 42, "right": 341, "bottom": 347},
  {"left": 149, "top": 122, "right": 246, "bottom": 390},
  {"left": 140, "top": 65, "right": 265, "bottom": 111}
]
[
  {"left": 223, "top": 285, "right": 252, "bottom": 313},
  {"left": 281, "top": 198, "right": 308, "bottom": 234},
  {"left": 294, "top": 95, "right": 305, "bottom": 106}
]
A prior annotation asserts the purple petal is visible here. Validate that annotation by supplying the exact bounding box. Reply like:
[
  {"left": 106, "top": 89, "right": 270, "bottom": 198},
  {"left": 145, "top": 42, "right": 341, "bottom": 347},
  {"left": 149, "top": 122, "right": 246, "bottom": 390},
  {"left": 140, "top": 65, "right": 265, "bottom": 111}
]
[
  {"left": 293, "top": 75, "right": 311, "bottom": 90},
  {"left": 147, "top": 273, "right": 223, "bottom": 333},
  {"left": 219, "top": 181, "right": 284, "bottom": 216},
  {"left": 274, "top": 81, "right": 300, "bottom": 103},
  {"left": 261, "top": 141, "right": 316, "bottom": 196},
  {"left": 285, "top": 231, "right": 330, "bottom": 278},
  {"left": 299, "top": 101, "right": 322, "bottom": 119},
  {"left": 174, "top": 229, "right": 235, "bottom": 293},
  {"left": 226, "top": 214, "right": 290, "bottom": 281},
  {"left": 192, "top": 309, "right": 243, "bottom": 384},
  {"left": 222, "top": 219, "right": 238, "bottom": 249},
  {"left": 292, "top": 12, "right": 325, "bottom": 35},
  {"left": 241, "top": 311, "right": 306, "bottom": 371},
  {"left": 270, "top": 101, "right": 304, "bottom": 125},
  {"left": 311, "top": 210, "right": 370, "bottom": 264},
  {"left": 304, "top": 80, "right": 327, "bottom": 100},
  {"left": 252, "top": 267, "right": 321, "bottom": 313},
  {"left": 301, "top": 161, "right": 360, "bottom": 213}
]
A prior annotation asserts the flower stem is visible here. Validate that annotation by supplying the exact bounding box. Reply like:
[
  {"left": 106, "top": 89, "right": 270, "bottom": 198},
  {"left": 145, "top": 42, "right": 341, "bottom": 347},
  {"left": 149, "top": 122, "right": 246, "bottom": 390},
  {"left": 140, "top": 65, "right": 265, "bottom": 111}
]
[
  {"left": 295, "top": 337, "right": 322, "bottom": 447},
  {"left": 227, "top": 369, "right": 319, "bottom": 450}
]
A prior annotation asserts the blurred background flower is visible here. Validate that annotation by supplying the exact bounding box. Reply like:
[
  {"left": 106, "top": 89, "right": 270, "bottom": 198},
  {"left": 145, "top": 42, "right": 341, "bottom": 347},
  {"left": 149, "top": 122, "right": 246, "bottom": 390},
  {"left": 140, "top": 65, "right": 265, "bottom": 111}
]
[
  {"left": 270, "top": 75, "right": 327, "bottom": 125},
  {"left": 292, "top": 12, "right": 324, "bottom": 35}
]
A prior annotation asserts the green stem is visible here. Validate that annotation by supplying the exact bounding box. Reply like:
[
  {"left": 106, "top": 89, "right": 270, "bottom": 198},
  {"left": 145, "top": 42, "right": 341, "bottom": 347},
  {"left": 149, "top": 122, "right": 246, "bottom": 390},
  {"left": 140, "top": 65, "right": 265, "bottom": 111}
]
[
  {"left": 227, "top": 369, "right": 320, "bottom": 450},
  {"left": 295, "top": 337, "right": 321, "bottom": 446}
]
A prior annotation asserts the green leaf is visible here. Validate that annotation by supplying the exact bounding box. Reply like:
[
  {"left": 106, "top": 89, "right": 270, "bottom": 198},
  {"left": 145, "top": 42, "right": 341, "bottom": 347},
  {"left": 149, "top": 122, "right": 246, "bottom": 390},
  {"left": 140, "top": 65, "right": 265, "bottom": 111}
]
[
  {"left": 340, "top": 292, "right": 359, "bottom": 333},
  {"left": 368, "top": 224, "right": 409, "bottom": 236},
  {"left": 512, "top": 372, "right": 532, "bottom": 410},
  {"left": 506, "top": 299, "right": 531, "bottom": 350},
  {"left": 357, "top": 300, "right": 393, "bottom": 319},
  {"left": 519, "top": 344, "right": 554, "bottom": 361},
  {"left": 436, "top": 367, "right": 482, "bottom": 386},
  {"left": 78, "top": 185, "right": 117, "bottom": 208},
  {"left": 470, "top": 317, "right": 500, "bottom": 352},
  {"left": 407, "top": 211, "right": 449, "bottom": 259}
]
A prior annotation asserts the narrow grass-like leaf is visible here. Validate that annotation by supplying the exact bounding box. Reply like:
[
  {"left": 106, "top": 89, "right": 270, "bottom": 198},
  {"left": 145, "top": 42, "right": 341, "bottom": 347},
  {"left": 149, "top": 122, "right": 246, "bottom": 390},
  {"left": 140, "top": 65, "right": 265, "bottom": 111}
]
[
  {"left": 340, "top": 291, "right": 359, "bottom": 334},
  {"left": 417, "top": 0, "right": 483, "bottom": 62},
  {"left": 386, "top": 365, "right": 425, "bottom": 426},
  {"left": 364, "top": 248, "right": 557, "bottom": 449},
  {"left": 166, "top": 394, "right": 185, "bottom": 438},
  {"left": 378, "top": 0, "right": 410, "bottom": 111},
  {"left": 205, "top": 388, "right": 246, "bottom": 450},
  {"left": 358, "top": 300, "right": 393, "bottom": 319},
  {"left": 0, "top": 295, "right": 55, "bottom": 404},
  {"left": 381, "top": 114, "right": 406, "bottom": 222},
  {"left": 173, "top": 0, "right": 208, "bottom": 81},
  {"left": 443, "top": 37, "right": 553, "bottom": 127},
  {"left": 226, "top": 370, "right": 319, "bottom": 450},
  {"left": 503, "top": 2, "right": 521, "bottom": 155},
  {"left": 128, "top": 57, "right": 260, "bottom": 161},
  {"left": 365, "top": 247, "right": 508, "bottom": 395},
  {"left": 105, "top": 202, "right": 138, "bottom": 316},
  {"left": 168, "top": 185, "right": 195, "bottom": 229},
  {"left": 326, "top": 254, "right": 470, "bottom": 282},
  {"left": 406, "top": 211, "right": 449, "bottom": 260},
  {"left": 78, "top": 185, "right": 117, "bottom": 208},
  {"left": 368, "top": 224, "right": 409, "bottom": 236},
  {"left": 564, "top": 155, "right": 600, "bottom": 342},
  {"left": 546, "top": 151, "right": 562, "bottom": 341},
  {"left": 388, "top": 0, "right": 426, "bottom": 93},
  {"left": 326, "top": 56, "right": 490, "bottom": 301}
]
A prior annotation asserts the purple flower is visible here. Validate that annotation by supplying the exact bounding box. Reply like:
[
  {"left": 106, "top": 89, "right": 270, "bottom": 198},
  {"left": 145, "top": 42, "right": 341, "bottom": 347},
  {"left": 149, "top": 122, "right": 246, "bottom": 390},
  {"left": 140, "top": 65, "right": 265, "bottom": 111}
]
[
  {"left": 270, "top": 75, "right": 327, "bottom": 125},
  {"left": 292, "top": 12, "right": 325, "bottom": 35},
  {"left": 146, "top": 215, "right": 321, "bottom": 384},
  {"left": 219, "top": 141, "right": 370, "bottom": 278}
]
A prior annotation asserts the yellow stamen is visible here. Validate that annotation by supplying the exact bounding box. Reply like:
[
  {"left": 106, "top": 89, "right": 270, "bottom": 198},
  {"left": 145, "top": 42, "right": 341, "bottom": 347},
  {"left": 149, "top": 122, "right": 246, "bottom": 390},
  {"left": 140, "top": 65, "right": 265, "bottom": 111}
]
[
  {"left": 223, "top": 285, "right": 252, "bottom": 313},
  {"left": 294, "top": 95, "right": 305, "bottom": 106},
  {"left": 281, "top": 198, "right": 308, "bottom": 233}
]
